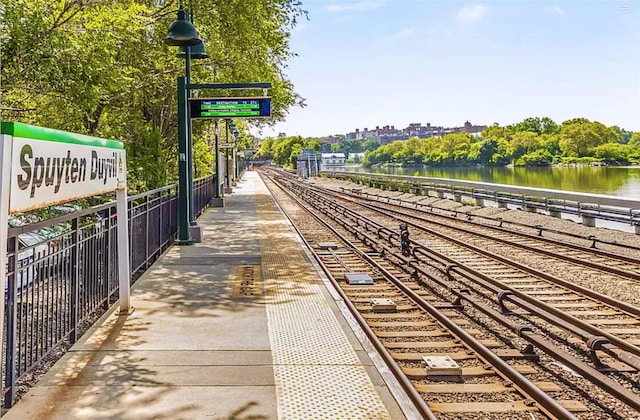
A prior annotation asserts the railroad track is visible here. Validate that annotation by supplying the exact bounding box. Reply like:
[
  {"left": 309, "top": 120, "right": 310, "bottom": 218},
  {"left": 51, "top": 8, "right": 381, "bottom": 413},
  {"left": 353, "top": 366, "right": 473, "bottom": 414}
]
[
  {"left": 291, "top": 180, "right": 640, "bottom": 346},
  {"left": 321, "top": 174, "right": 640, "bottom": 256},
  {"left": 312, "top": 180, "right": 640, "bottom": 285},
  {"left": 261, "top": 169, "right": 640, "bottom": 419},
  {"left": 287, "top": 178, "right": 640, "bottom": 336},
  {"left": 284, "top": 177, "right": 640, "bottom": 365}
]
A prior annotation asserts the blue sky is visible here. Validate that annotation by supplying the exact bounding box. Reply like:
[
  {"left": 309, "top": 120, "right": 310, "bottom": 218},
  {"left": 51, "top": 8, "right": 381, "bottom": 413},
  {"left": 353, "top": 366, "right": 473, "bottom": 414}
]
[{"left": 261, "top": 0, "right": 640, "bottom": 137}]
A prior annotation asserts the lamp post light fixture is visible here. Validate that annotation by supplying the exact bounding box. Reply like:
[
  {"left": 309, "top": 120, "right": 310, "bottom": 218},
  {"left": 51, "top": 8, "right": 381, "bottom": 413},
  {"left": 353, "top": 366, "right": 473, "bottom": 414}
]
[
  {"left": 165, "top": 10, "right": 202, "bottom": 46},
  {"left": 165, "top": 7, "right": 204, "bottom": 244}
]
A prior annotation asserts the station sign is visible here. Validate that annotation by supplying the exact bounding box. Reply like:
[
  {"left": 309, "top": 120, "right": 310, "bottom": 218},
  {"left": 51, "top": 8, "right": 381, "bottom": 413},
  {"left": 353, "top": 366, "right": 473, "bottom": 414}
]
[
  {"left": 1, "top": 122, "right": 126, "bottom": 214},
  {"left": 0, "top": 121, "right": 132, "bottom": 350},
  {"left": 190, "top": 97, "right": 271, "bottom": 119},
  {"left": 219, "top": 143, "right": 234, "bottom": 149}
]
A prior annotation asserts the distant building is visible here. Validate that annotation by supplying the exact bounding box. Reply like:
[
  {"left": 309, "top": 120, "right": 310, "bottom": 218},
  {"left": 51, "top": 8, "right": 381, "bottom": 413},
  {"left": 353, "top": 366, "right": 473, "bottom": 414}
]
[
  {"left": 347, "top": 127, "right": 381, "bottom": 141},
  {"left": 348, "top": 152, "right": 365, "bottom": 162},
  {"left": 462, "top": 121, "right": 486, "bottom": 135},
  {"left": 320, "top": 153, "right": 346, "bottom": 170},
  {"left": 378, "top": 125, "right": 404, "bottom": 144},
  {"left": 342, "top": 120, "right": 486, "bottom": 143},
  {"left": 296, "top": 148, "right": 320, "bottom": 178},
  {"left": 441, "top": 121, "right": 487, "bottom": 136}
]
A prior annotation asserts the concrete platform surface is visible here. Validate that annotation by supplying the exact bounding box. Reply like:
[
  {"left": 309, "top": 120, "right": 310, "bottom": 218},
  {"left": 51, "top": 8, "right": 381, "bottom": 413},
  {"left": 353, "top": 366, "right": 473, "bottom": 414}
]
[{"left": 4, "top": 171, "right": 408, "bottom": 420}]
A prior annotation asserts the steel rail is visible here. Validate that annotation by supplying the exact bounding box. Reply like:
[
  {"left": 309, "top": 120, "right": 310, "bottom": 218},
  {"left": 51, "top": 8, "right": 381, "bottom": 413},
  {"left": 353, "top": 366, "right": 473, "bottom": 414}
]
[
  {"left": 294, "top": 178, "right": 640, "bottom": 260},
  {"left": 292, "top": 183, "right": 640, "bottom": 320},
  {"left": 341, "top": 222, "right": 640, "bottom": 413},
  {"left": 261, "top": 173, "right": 436, "bottom": 420},
  {"left": 440, "top": 279, "right": 640, "bottom": 411},
  {"left": 350, "top": 188, "right": 640, "bottom": 253},
  {"left": 286, "top": 181, "right": 640, "bottom": 371},
  {"left": 395, "top": 257, "right": 640, "bottom": 412},
  {"left": 357, "top": 199, "right": 640, "bottom": 281},
  {"left": 306, "top": 180, "right": 640, "bottom": 263},
  {"left": 299, "top": 181, "right": 640, "bottom": 412},
  {"left": 358, "top": 202, "right": 640, "bottom": 317},
  {"left": 268, "top": 174, "right": 577, "bottom": 420}
]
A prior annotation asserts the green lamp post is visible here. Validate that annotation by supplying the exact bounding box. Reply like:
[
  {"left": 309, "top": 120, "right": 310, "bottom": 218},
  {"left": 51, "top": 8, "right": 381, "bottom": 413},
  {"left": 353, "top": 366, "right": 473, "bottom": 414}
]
[
  {"left": 225, "top": 121, "right": 237, "bottom": 190},
  {"left": 165, "top": 8, "right": 203, "bottom": 244},
  {"left": 177, "top": 27, "right": 208, "bottom": 228},
  {"left": 232, "top": 128, "right": 240, "bottom": 180}
]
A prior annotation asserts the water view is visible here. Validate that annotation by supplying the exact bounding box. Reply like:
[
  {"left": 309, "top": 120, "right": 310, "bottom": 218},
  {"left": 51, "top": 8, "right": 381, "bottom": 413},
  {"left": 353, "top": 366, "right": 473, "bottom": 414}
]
[{"left": 340, "top": 165, "right": 640, "bottom": 198}]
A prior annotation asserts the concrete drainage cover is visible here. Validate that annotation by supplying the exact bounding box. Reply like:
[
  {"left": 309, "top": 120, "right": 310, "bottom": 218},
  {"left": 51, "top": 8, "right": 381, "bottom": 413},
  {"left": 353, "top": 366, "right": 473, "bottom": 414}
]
[
  {"left": 371, "top": 298, "right": 396, "bottom": 312},
  {"left": 232, "top": 265, "right": 262, "bottom": 298},
  {"left": 423, "top": 355, "right": 462, "bottom": 377},
  {"left": 344, "top": 272, "right": 374, "bottom": 285}
]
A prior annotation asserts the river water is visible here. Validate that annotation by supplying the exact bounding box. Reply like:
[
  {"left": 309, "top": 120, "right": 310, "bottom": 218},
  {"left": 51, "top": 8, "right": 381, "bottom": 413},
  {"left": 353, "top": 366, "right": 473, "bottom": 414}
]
[{"left": 339, "top": 165, "right": 640, "bottom": 199}]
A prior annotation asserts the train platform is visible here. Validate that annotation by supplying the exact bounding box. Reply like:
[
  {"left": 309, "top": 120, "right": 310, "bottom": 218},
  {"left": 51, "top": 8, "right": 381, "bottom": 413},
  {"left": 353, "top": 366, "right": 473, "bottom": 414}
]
[{"left": 4, "top": 171, "right": 411, "bottom": 419}]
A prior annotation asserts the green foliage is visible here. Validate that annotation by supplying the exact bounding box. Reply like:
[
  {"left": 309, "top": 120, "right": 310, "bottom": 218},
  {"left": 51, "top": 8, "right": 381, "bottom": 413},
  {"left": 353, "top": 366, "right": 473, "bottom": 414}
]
[
  {"left": 509, "top": 117, "right": 559, "bottom": 135},
  {"left": 591, "top": 143, "right": 629, "bottom": 164},
  {"left": 1, "top": 0, "right": 306, "bottom": 190},
  {"left": 561, "top": 156, "right": 599, "bottom": 165},
  {"left": 256, "top": 135, "right": 319, "bottom": 168},
  {"left": 514, "top": 149, "right": 553, "bottom": 167},
  {"left": 559, "top": 119, "right": 619, "bottom": 157},
  {"left": 359, "top": 116, "right": 635, "bottom": 168}
]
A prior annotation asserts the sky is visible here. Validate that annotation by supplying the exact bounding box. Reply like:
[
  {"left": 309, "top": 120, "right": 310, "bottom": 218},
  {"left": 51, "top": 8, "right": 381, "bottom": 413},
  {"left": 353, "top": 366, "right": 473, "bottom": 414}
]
[{"left": 259, "top": 0, "right": 640, "bottom": 137}]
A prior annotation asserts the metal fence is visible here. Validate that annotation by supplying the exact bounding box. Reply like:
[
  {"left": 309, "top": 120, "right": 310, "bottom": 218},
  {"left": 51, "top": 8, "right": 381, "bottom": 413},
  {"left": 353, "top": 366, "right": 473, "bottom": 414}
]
[
  {"left": 324, "top": 171, "right": 640, "bottom": 227},
  {"left": 2, "top": 175, "right": 214, "bottom": 407}
]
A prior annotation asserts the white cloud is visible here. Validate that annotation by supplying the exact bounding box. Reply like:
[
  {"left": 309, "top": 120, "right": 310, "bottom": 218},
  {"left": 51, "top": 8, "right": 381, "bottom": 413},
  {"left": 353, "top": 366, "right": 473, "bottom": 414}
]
[
  {"left": 545, "top": 6, "right": 565, "bottom": 15},
  {"left": 457, "top": 4, "right": 488, "bottom": 22},
  {"left": 325, "top": 1, "right": 383, "bottom": 12},
  {"left": 381, "top": 28, "right": 416, "bottom": 43}
]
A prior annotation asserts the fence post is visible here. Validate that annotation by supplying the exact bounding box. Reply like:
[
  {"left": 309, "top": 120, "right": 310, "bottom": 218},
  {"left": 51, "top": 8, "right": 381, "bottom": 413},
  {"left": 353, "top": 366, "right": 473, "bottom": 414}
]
[
  {"left": 70, "top": 217, "right": 80, "bottom": 343},
  {"left": 103, "top": 212, "right": 111, "bottom": 309},
  {"left": 4, "top": 236, "right": 18, "bottom": 408},
  {"left": 145, "top": 195, "right": 150, "bottom": 268}
]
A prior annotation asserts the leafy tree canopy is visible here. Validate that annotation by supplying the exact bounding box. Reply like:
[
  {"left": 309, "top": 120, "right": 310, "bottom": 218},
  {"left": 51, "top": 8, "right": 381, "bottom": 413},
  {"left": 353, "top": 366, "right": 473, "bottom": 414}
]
[{"left": 1, "top": 0, "right": 306, "bottom": 192}]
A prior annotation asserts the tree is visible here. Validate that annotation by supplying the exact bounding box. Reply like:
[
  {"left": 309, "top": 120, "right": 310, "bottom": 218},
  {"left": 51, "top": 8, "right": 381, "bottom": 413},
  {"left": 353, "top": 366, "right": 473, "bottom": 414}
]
[
  {"left": 481, "top": 125, "right": 507, "bottom": 140},
  {"left": 508, "top": 131, "right": 542, "bottom": 160},
  {"left": 511, "top": 117, "right": 560, "bottom": 135},
  {"left": 629, "top": 133, "right": 640, "bottom": 161},
  {"left": 592, "top": 143, "right": 629, "bottom": 164},
  {"left": 256, "top": 138, "right": 276, "bottom": 158},
  {"left": 515, "top": 149, "right": 553, "bottom": 167},
  {"left": 1, "top": 0, "right": 307, "bottom": 192},
  {"left": 477, "top": 139, "right": 498, "bottom": 165},
  {"left": 362, "top": 139, "right": 381, "bottom": 152},
  {"left": 559, "top": 121, "right": 618, "bottom": 157}
]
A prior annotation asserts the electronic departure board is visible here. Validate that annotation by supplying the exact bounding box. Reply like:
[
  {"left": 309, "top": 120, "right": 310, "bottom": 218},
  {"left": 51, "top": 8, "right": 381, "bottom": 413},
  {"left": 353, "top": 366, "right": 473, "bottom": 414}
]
[{"left": 189, "top": 97, "right": 271, "bottom": 119}]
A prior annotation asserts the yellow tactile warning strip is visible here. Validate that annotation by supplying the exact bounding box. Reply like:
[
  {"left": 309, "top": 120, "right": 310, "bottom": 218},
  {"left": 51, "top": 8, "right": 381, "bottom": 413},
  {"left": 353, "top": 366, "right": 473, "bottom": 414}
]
[
  {"left": 231, "top": 265, "right": 263, "bottom": 298},
  {"left": 256, "top": 193, "right": 392, "bottom": 419}
]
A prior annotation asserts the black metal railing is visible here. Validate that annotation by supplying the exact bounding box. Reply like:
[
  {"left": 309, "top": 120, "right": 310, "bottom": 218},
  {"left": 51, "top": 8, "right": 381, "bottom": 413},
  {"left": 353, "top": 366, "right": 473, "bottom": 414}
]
[{"left": 3, "top": 175, "right": 214, "bottom": 407}]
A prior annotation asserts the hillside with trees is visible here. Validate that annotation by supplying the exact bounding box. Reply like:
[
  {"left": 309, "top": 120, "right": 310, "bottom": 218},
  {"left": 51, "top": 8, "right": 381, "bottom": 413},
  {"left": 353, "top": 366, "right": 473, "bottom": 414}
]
[
  {"left": 362, "top": 117, "right": 638, "bottom": 168},
  {"left": 255, "top": 136, "right": 380, "bottom": 167}
]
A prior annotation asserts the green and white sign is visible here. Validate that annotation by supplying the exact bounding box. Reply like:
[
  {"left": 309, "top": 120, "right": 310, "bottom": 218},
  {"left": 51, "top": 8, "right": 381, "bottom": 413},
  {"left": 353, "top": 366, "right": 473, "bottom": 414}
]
[
  {"left": 0, "top": 123, "right": 132, "bottom": 377},
  {"left": 1, "top": 122, "right": 125, "bottom": 214}
]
